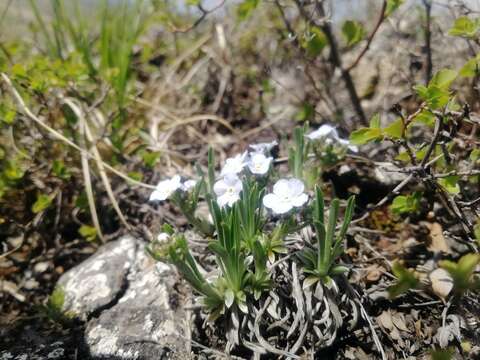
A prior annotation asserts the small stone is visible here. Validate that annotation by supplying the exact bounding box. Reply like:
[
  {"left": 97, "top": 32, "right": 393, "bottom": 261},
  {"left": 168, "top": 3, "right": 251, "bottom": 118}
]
[{"left": 33, "top": 262, "right": 49, "bottom": 274}]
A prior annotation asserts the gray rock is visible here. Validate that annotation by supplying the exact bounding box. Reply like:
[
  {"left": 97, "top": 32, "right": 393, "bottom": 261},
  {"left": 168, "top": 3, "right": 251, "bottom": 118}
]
[
  {"left": 58, "top": 236, "right": 137, "bottom": 320},
  {"left": 57, "top": 236, "right": 188, "bottom": 359}
]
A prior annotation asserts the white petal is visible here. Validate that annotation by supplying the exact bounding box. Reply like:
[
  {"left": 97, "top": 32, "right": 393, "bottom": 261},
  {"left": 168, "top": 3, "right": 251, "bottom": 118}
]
[
  {"left": 291, "top": 193, "right": 309, "bottom": 207},
  {"left": 262, "top": 193, "right": 279, "bottom": 210},
  {"left": 217, "top": 193, "right": 229, "bottom": 208},
  {"left": 171, "top": 175, "right": 182, "bottom": 187},
  {"left": 248, "top": 154, "right": 272, "bottom": 175},
  {"left": 149, "top": 189, "right": 168, "bottom": 201},
  {"left": 220, "top": 152, "right": 247, "bottom": 176},
  {"left": 272, "top": 201, "right": 294, "bottom": 214},
  {"left": 306, "top": 125, "right": 337, "bottom": 140},
  {"left": 288, "top": 178, "right": 305, "bottom": 196},
  {"left": 213, "top": 180, "right": 228, "bottom": 196},
  {"left": 224, "top": 173, "right": 241, "bottom": 186},
  {"left": 249, "top": 140, "right": 278, "bottom": 153},
  {"left": 263, "top": 194, "right": 293, "bottom": 214},
  {"left": 157, "top": 233, "right": 170, "bottom": 242},
  {"left": 218, "top": 193, "right": 239, "bottom": 208},
  {"left": 272, "top": 179, "right": 291, "bottom": 196},
  {"left": 227, "top": 193, "right": 240, "bottom": 206},
  {"left": 183, "top": 179, "right": 197, "bottom": 191}
]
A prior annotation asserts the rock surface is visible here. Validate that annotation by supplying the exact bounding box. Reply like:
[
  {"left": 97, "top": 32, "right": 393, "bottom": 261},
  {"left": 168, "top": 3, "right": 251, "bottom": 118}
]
[{"left": 57, "top": 236, "right": 188, "bottom": 359}]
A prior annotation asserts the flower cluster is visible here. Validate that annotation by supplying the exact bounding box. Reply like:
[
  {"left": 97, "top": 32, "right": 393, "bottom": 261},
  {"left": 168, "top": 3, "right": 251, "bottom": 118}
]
[
  {"left": 146, "top": 128, "right": 357, "bottom": 350},
  {"left": 149, "top": 175, "right": 197, "bottom": 202},
  {"left": 213, "top": 145, "right": 274, "bottom": 209}
]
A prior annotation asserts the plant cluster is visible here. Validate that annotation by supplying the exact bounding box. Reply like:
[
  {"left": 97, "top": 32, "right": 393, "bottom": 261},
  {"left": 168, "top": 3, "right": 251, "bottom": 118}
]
[{"left": 148, "top": 127, "right": 358, "bottom": 355}]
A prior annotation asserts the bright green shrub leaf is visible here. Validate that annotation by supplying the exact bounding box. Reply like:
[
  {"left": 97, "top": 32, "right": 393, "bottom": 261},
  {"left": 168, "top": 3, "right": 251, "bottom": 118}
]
[
  {"left": 384, "top": 118, "right": 404, "bottom": 138},
  {"left": 470, "top": 148, "right": 480, "bottom": 163},
  {"left": 52, "top": 160, "right": 71, "bottom": 180},
  {"left": 438, "top": 175, "right": 460, "bottom": 195},
  {"left": 304, "top": 27, "right": 328, "bottom": 57},
  {"left": 414, "top": 84, "right": 450, "bottom": 110},
  {"left": 32, "top": 193, "right": 52, "bottom": 213},
  {"left": 460, "top": 54, "right": 480, "bottom": 77},
  {"left": 385, "top": 0, "right": 404, "bottom": 17},
  {"left": 237, "top": 0, "right": 259, "bottom": 21},
  {"left": 3, "top": 160, "right": 24, "bottom": 181},
  {"left": 369, "top": 113, "right": 381, "bottom": 128},
  {"left": 440, "top": 253, "right": 480, "bottom": 293},
  {"left": 429, "top": 69, "right": 457, "bottom": 89},
  {"left": 449, "top": 16, "right": 480, "bottom": 38},
  {"left": 11, "top": 63, "right": 27, "bottom": 78},
  {"left": 390, "top": 192, "right": 422, "bottom": 215},
  {"left": 295, "top": 102, "right": 314, "bottom": 121},
  {"left": 141, "top": 151, "right": 161, "bottom": 169},
  {"left": 79, "top": 225, "right": 97, "bottom": 242},
  {"left": 127, "top": 171, "right": 143, "bottom": 181},
  {"left": 341, "top": 20, "right": 365, "bottom": 46},
  {"left": 414, "top": 110, "right": 435, "bottom": 127},
  {"left": 349, "top": 127, "right": 383, "bottom": 145},
  {"left": 48, "top": 287, "right": 66, "bottom": 312},
  {"left": 388, "top": 261, "right": 419, "bottom": 298},
  {"left": 395, "top": 151, "right": 410, "bottom": 162}
]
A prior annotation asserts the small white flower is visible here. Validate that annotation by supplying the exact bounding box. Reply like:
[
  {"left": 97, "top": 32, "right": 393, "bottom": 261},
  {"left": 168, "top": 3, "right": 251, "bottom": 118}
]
[
  {"left": 214, "top": 174, "right": 243, "bottom": 207},
  {"left": 157, "top": 232, "right": 171, "bottom": 243},
  {"left": 306, "top": 124, "right": 358, "bottom": 152},
  {"left": 220, "top": 152, "right": 248, "bottom": 176},
  {"left": 306, "top": 124, "right": 338, "bottom": 140},
  {"left": 248, "top": 153, "right": 273, "bottom": 175},
  {"left": 263, "top": 178, "right": 308, "bottom": 214},
  {"left": 182, "top": 179, "right": 197, "bottom": 191},
  {"left": 149, "top": 175, "right": 183, "bottom": 201},
  {"left": 336, "top": 138, "right": 358, "bottom": 153},
  {"left": 249, "top": 140, "right": 278, "bottom": 154}
]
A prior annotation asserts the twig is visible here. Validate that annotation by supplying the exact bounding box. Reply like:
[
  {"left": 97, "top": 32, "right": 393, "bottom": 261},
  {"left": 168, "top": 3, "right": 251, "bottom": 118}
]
[
  {"left": 345, "top": 1, "right": 387, "bottom": 72},
  {"left": 168, "top": 0, "right": 225, "bottom": 34},
  {"left": 422, "top": 0, "right": 433, "bottom": 84},
  {"left": 63, "top": 97, "right": 132, "bottom": 231},
  {"left": 310, "top": 1, "right": 367, "bottom": 126},
  {"left": 355, "top": 299, "right": 387, "bottom": 360},
  {"left": 79, "top": 115, "right": 105, "bottom": 243}
]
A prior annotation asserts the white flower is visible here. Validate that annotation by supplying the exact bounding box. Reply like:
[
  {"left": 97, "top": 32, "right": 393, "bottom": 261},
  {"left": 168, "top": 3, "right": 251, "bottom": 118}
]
[
  {"left": 149, "top": 175, "right": 183, "bottom": 201},
  {"left": 336, "top": 138, "right": 358, "bottom": 153},
  {"left": 157, "top": 232, "right": 171, "bottom": 243},
  {"left": 220, "top": 152, "right": 248, "bottom": 176},
  {"left": 306, "top": 124, "right": 358, "bottom": 152},
  {"left": 306, "top": 124, "right": 338, "bottom": 140},
  {"left": 263, "top": 178, "right": 308, "bottom": 214},
  {"left": 182, "top": 179, "right": 197, "bottom": 191},
  {"left": 249, "top": 140, "right": 278, "bottom": 154},
  {"left": 248, "top": 153, "right": 273, "bottom": 175},
  {"left": 214, "top": 174, "right": 243, "bottom": 207}
]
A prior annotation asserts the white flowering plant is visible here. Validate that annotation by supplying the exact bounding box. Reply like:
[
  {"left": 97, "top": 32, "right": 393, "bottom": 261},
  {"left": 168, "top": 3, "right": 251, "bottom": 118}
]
[
  {"left": 148, "top": 134, "right": 358, "bottom": 354},
  {"left": 299, "top": 186, "right": 355, "bottom": 288},
  {"left": 288, "top": 125, "right": 358, "bottom": 189}
]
